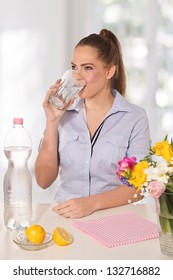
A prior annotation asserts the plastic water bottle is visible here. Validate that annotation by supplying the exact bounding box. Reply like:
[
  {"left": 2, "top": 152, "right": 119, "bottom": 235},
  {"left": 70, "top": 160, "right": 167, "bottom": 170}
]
[{"left": 3, "top": 118, "right": 32, "bottom": 230}]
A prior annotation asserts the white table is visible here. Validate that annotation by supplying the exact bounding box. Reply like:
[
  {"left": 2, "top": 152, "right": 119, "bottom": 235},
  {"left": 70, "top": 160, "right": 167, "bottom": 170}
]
[{"left": 0, "top": 203, "right": 172, "bottom": 260}]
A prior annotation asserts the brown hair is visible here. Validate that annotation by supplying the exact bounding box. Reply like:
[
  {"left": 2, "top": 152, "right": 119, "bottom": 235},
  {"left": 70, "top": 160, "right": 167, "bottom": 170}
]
[{"left": 75, "top": 29, "right": 126, "bottom": 96}]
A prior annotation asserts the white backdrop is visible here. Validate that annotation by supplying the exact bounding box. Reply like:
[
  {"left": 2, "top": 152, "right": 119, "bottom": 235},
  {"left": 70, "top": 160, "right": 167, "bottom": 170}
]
[{"left": 0, "top": 0, "right": 96, "bottom": 202}]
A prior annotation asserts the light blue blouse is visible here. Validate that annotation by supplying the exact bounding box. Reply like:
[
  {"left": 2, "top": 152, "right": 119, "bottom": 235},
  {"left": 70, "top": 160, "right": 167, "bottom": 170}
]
[{"left": 54, "top": 90, "right": 150, "bottom": 203}]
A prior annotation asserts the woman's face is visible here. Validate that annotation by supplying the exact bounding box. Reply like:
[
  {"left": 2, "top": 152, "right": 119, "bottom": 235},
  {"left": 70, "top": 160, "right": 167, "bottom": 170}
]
[{"left": 71, "top": 45, "right": 112, "bottom": 99}]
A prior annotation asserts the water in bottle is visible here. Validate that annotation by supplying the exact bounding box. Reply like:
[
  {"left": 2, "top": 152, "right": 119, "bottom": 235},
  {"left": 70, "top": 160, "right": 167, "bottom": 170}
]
[{"left": 3, "top": 118, "right": 32, "bottom": 230}]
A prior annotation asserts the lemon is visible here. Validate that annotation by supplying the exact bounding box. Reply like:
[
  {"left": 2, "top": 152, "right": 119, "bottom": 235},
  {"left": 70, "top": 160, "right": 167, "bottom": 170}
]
[
  {"left": 52, "top": 227, "right": 73, "bottom": 246},
  {"left": 25, "top": 224, "right": 46, "bottom": 245}
]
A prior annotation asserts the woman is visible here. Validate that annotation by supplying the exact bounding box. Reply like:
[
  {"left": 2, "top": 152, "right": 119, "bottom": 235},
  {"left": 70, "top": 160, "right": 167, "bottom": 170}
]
[{"left": 35, "top": 29, "right": 150, "bottom": 218}]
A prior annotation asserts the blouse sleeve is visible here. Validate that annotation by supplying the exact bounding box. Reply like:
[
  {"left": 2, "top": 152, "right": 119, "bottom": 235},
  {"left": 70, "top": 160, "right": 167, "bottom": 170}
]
[{"left": 127, "top": 108, "right": 151, "bottom": 161}]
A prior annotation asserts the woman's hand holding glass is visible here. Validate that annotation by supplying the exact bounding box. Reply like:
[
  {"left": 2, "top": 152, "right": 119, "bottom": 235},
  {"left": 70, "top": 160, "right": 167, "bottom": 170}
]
[{"left": 43, "top": 79, "right": 74, "bottom": 123}]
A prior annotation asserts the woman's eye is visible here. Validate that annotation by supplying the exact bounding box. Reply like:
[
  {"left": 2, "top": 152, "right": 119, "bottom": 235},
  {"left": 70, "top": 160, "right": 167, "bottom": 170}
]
[
  {"left": 71, "top": 65, "right": 76, "bottom": 70},
  {"left": 85, "top": 66, "right": 93, "bottom": 70}
]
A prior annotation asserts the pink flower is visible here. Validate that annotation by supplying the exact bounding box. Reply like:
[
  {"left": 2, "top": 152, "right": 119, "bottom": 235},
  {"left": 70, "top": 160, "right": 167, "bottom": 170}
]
[
  {"left": 116, "top": 157, "right": 136, "bottom": 178},
  {"left": 148, "top": 181, "right": 166, "bottom": 199}
]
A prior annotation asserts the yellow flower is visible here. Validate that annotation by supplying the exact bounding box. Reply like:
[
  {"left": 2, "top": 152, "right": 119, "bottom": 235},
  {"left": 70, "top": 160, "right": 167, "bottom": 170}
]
[
  {"left": 152, "top": 140, "right": 173, "bottom": 163},
  {"left": 129, "top": 161, "right": 149, "bottom": 191}
]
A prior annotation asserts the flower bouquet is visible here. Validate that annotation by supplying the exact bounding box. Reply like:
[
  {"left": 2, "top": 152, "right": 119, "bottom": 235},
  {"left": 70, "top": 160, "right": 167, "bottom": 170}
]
[{"left": 116, "top": 137, "right": 173, "bottom": 255}]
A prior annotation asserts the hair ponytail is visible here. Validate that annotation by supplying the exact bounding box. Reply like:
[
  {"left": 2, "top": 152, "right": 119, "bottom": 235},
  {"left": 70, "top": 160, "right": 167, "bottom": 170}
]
[{"left": 76, "top": 29, "right": 126, "bottom": 96}]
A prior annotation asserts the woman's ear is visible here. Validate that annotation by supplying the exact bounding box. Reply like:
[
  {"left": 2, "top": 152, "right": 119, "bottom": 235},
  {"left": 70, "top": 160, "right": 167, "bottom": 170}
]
[{"left": 106, "top": 65, "right": 116, "bottom": 79}]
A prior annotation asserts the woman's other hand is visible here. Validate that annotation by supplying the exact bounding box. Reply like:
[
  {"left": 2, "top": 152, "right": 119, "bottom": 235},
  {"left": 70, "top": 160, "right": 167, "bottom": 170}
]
[{"left": 52, "top": 197, "right": 98, "bottom": 219}]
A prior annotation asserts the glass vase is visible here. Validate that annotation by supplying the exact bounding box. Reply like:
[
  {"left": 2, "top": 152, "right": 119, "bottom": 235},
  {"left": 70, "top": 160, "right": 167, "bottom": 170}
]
[{"left": 155, "top": 191, "right": 173, "bottom": 256}]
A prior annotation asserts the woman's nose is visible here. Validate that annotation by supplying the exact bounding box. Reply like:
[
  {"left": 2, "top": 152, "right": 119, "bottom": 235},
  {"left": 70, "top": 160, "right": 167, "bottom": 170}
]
[
  {"left": 72, "top": 70, "right": 86, "bottom": 86},
  {"left": 73, "top": 70, "right": 83, "bottom": 80}
]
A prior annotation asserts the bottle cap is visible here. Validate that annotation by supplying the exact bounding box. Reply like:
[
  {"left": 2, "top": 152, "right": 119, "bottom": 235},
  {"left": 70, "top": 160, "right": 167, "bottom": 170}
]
[{"left": 13, "top": 118, "right": 23, "bottom": 125}]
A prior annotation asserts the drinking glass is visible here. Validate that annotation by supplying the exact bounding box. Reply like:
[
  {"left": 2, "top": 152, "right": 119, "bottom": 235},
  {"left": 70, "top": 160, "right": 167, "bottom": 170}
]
[{"left": 49, "top": 69, "right": 85, "bottom": 110}]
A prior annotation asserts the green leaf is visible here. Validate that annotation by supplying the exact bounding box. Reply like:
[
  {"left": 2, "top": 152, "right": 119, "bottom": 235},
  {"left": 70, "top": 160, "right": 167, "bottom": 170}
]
[
  {"left": 171, "top": 138, "right": 173, "bottom": 147},
  {"left": 166, "top": 183, "right": 173, "bottom": 193}
]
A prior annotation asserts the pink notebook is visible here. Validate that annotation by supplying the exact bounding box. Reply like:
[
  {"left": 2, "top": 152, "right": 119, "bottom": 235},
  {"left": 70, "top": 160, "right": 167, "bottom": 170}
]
[{"left": 72, "top": 211, "right": 159, "bottom": 248}]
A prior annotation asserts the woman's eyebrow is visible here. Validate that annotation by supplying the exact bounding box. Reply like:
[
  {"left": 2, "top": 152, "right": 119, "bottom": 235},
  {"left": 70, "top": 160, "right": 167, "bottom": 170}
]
[{"left": 71, "top": 62, "right": 94, "bottom": 66}]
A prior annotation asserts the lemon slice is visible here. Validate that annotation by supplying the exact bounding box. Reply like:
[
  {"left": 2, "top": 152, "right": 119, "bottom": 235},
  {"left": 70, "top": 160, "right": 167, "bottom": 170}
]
[{"left": 52, "top": 227, "right": 73, "bottom": 246}]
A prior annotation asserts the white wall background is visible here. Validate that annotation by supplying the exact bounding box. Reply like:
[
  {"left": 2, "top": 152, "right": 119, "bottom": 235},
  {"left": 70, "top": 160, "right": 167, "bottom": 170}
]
[{"left": 0, "top": 0, "right": 96, "bottom": 202}]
